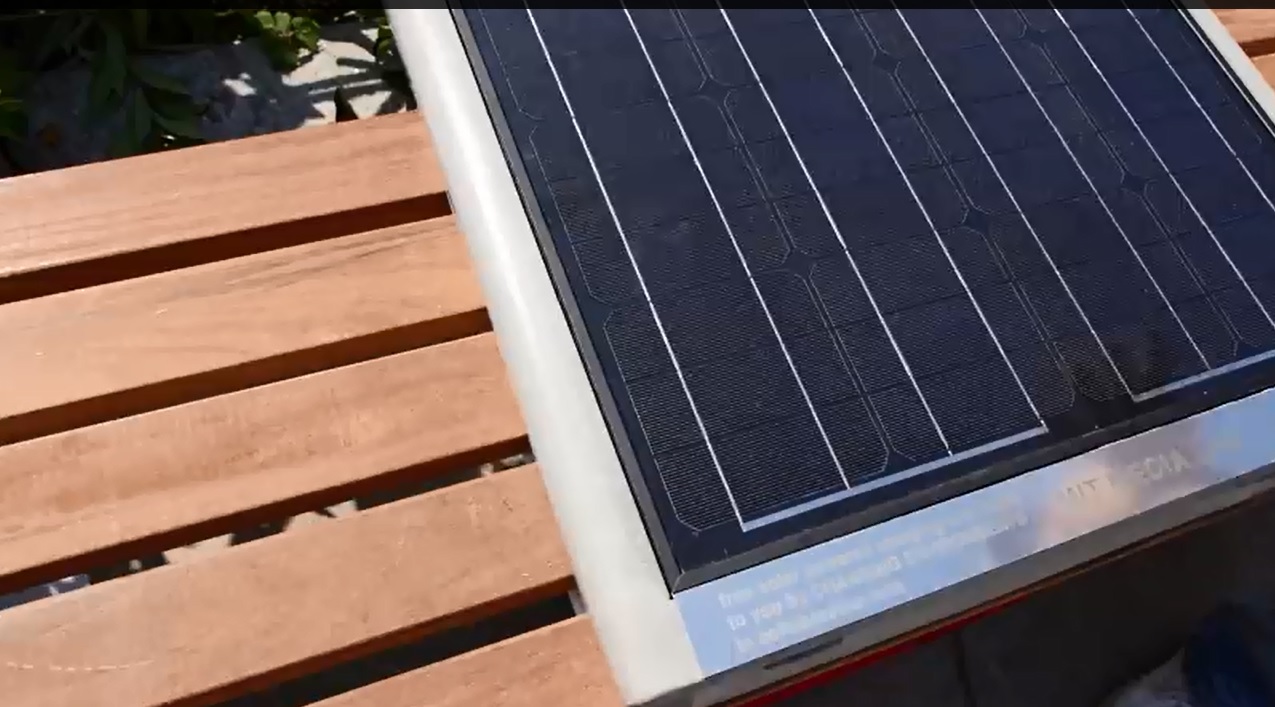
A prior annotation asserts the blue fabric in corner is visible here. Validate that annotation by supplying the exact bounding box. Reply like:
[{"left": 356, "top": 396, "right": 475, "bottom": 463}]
[{"left": 1183, "top": 600, "right": 1275, "bottom": 707}]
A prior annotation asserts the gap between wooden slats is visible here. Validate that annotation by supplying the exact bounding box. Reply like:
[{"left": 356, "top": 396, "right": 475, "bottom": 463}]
[
  {"left": 310, "top": 617, "right": 624, "bottom": 707},
  {"left": 0, "top": 113, "right": 449, "bottom": 304},
  {"left": 1217, "top": 9, "right": 1275, "bottom": 57},
  {"left": 0, "top": 333, "right": 525, "bottom": 594},
  {"left": 0, "top": 215, "right": 486, "bottom": 447},
  {"left": 0, "top": 465, "right": 571, "bottom": 707}
]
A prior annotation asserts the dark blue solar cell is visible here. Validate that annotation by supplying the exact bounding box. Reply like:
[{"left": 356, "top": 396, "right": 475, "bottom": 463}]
[
  {"left": 627, "top": 9, "right": 682, "bottom": 42},
  {"left": 813, "top": 14, "right": 876, "bottom": 67},
  {"left": 1066, "top": 132, "right": 1126, "bottom": 191},
  {"left": 695, "top": 32, "right": 753, "bottom": 88},
  {"left": 1141, "top": 113, "right": 1230, "bottom": 173},
  {"left": 768, "top": 74, "right": 872, "bottom": 136},
  {"left": 462, "top": 7, "right": 1275, "bottom": 582},
  {"left": 1105, "top": 189, "right": 1170, "bottom": 246},
  {"left": 621, "top": 213, "right": 743, "bottom": 295},
  {"left": 748, "top": 138, "right": 809, "bottom": 200},
  {"left": 729, "top": 18, "right": 836, "bottom": 82}
]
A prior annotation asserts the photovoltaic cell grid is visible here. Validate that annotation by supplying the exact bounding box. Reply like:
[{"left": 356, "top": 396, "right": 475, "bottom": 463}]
[{"left": 463, "top": 6, "right": 1275, "bottom": 580}]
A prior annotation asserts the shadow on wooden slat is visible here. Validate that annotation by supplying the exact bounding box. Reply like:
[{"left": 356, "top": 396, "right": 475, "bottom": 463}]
[
  {"left": 214, "top": 595, "right": 576, "bottom": 707},
  {"left": 0, "top": 194, "right": 450, "bottom": 306},
  {"left": 0, "top": 305, "right": 491, "bottom": 449},
  {"left": 0, "top": 449, "right": 536, "bottom": 608}
]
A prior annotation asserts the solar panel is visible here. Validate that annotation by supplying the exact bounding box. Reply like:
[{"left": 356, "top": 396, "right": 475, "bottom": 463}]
[
  {"left": 462, "top": 5, "right": 1275, "bottom": 579},
  {"left": 395, "top": 6, "right": 1275, "bottom": 704}
]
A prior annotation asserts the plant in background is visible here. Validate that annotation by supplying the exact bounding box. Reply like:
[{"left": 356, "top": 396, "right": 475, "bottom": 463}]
[
  {"left": 368, "top": 12, "right": 397, "bottom": 67},
  {"left": 0, "top": 49, "right": 28, "bottom": 142},
  {"left": 0, "top": 7, "right": 402, "bottom": 166},
  {"left": 352, "top": 9, "right": 412, "bottom": 109},
  {"left": 2, "top": 9, "right": 217, "bottom": 157},
  {"left": 78, "top": 11, "right": 207, "bottom": 156},
  {"left": 249, "top": 10, "right": 321, "bottom": 70},
  {"left": 1, "top": 8, "right": 337, "bottom": 159}
]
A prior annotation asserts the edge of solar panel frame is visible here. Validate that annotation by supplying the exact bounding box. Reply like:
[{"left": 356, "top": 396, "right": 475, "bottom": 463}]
[
  {"left": 388, "top": 9, "right": 706, "bottom": 705},
  {"left": 390, "top": 8, "right": 1275, "bottom": 707}
]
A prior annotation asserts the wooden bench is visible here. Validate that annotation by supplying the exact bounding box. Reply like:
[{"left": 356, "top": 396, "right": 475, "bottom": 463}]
[
  {"left": 0, "top": 111, "right": 621, "bottom": 706},
  {"left": 3, "top": 10, "right": 1275, "bottom": 707}
]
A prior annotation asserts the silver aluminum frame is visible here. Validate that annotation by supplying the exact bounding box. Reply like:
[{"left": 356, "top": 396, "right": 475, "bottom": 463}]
[{"left": 389, "top": 8, "right": 1275, "bottom": 706}]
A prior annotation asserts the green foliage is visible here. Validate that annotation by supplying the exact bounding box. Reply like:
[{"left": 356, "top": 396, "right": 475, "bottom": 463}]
[
  {"left": 0, "top": 49, "right": 28, "bottom": 141},
  {"left": 368, "top": 12, "right": 398, "bottom": 68},
  {"left": 43, "top": 11, "right": 213, "bottom": 156},
  {"left": 0, "top": 8, "right": 397, "bottom": 162},
  {"left": 249, "top": 10, "right": 321, "bottom": 70}
]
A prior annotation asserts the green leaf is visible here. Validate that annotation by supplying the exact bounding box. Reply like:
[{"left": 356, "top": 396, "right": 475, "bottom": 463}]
[
  {"left": 130, "top": 9, "right": 149, "bottom": 48},
  {"left": 374, "top": 25, "right": 395, "bottom": 63},
  {"left": 33, "top": 15, "right": 68, "bottom": 68},
  {"left": 107, "top": 129, "right": 138, "bottom": 159},
  {"left": 100, "top": 22, "right": 127, "bottom": 96},
  {"left": 129, "top": 60, "right": 189, "bottom": 96},
  {"left": 34, "top": 14, "right": 69, "bottom": 63},
  {"left": 128, "top": 90, "right": 151, "bottom": 144},
  {"left": 274, "top": 12, "right": 292, "bottom": 31},
  {"left": 294, "top": 18, "right": 320, "bottom": 52},
  {"left": 63, "top": 15, "right": 94, "bottom": 54},
  {"left": 153, "top": 111, "right": 202, "bottom": 141},
  {"left": 86, "top": 58, "right": 116, "bottom": 117},
  {"left": 0, "top": 50, "right": 29, "bottom": 94},
  {"left": 148, "top": 90, "right": 198, "bottom": 121},
  {"left": 263, "top": 40, "right": 300, "bottom": 71},
  {"left": 254, "top": 10, "right": 274, "bottom": 31},
  {"left": 0, "top": 104, "right": 26, "bottom": 141}
]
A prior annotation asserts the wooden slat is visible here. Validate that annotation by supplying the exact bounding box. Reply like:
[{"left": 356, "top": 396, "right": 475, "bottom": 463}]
[
  {"left": 0, "top": 215, "right": 486, "bottom": 446},
  {"left": 0, "top": 465, "right": 571, "bottom": 707},
  {"left": 0, "top": 333, "right": 525, "bottom": 593},
  {"left": 313, "top": 617, "right": 623, "bottom": 707},
  {"left": 0, "top": 113, "right": 448, "bottom": 301},
  {"left": 1217, "top": 9, "right": 1275, "bottom": 57},
  {"left": 1203, "top": 16, "right": 1275, "bottom": 125},
  {"left": 1251, "top": 52, "right": 1275, "bottom": 87}
]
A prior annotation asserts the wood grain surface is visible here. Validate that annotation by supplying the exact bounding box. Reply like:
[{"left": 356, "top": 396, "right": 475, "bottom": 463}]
[
  {"left": 1250, "top": 52, "right": 1275, "bottom": 86},
  {"left": 312, "top": 617, "right": 623, "bottom": 707},
  {"left": 0, "top": 113, "right": 447, "bottom": 299},
  {"left": 0, "top": 216, "right": 485, "bottom": 445},
  {"left": 1218, "top": 9, "right": 1275, "bottom": 57},
  {"left": 0, "top": 465, "right": 571, "bottom": 707},
  {"left": 0, "top": 333, "right": 525, "bottom": 593},
  {"left": 16, "top": 9, "right": 1275, "bottom": 704}
]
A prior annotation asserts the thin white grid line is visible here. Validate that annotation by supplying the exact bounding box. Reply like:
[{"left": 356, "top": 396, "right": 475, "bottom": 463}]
[
  {"left": 1121, "top": 7, "right": 1275, "bottom": 329},
  {"left": 807, "top": 6, "right": 1046, "bottom": 426},
  {"left": 717, "top": 5, "right": 953, "bottom": 453},
  {"left": 962, "top": 9, "right": 1211, "bottom": 374},
  {"left": 1131, "top": 346, "right": 1275, "bottom": 401},
  {"left": 886, "top": 8, "right": 1132, "bottom": 398},
  {"left": 524, "top": 7, "right": 745, "bottom": 526},
  {"left": 741, "top": 425, "right": 1045, "bottom": 529},
  {"left": 621, "top": 8, "right": 851, "bottom": 491}
]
